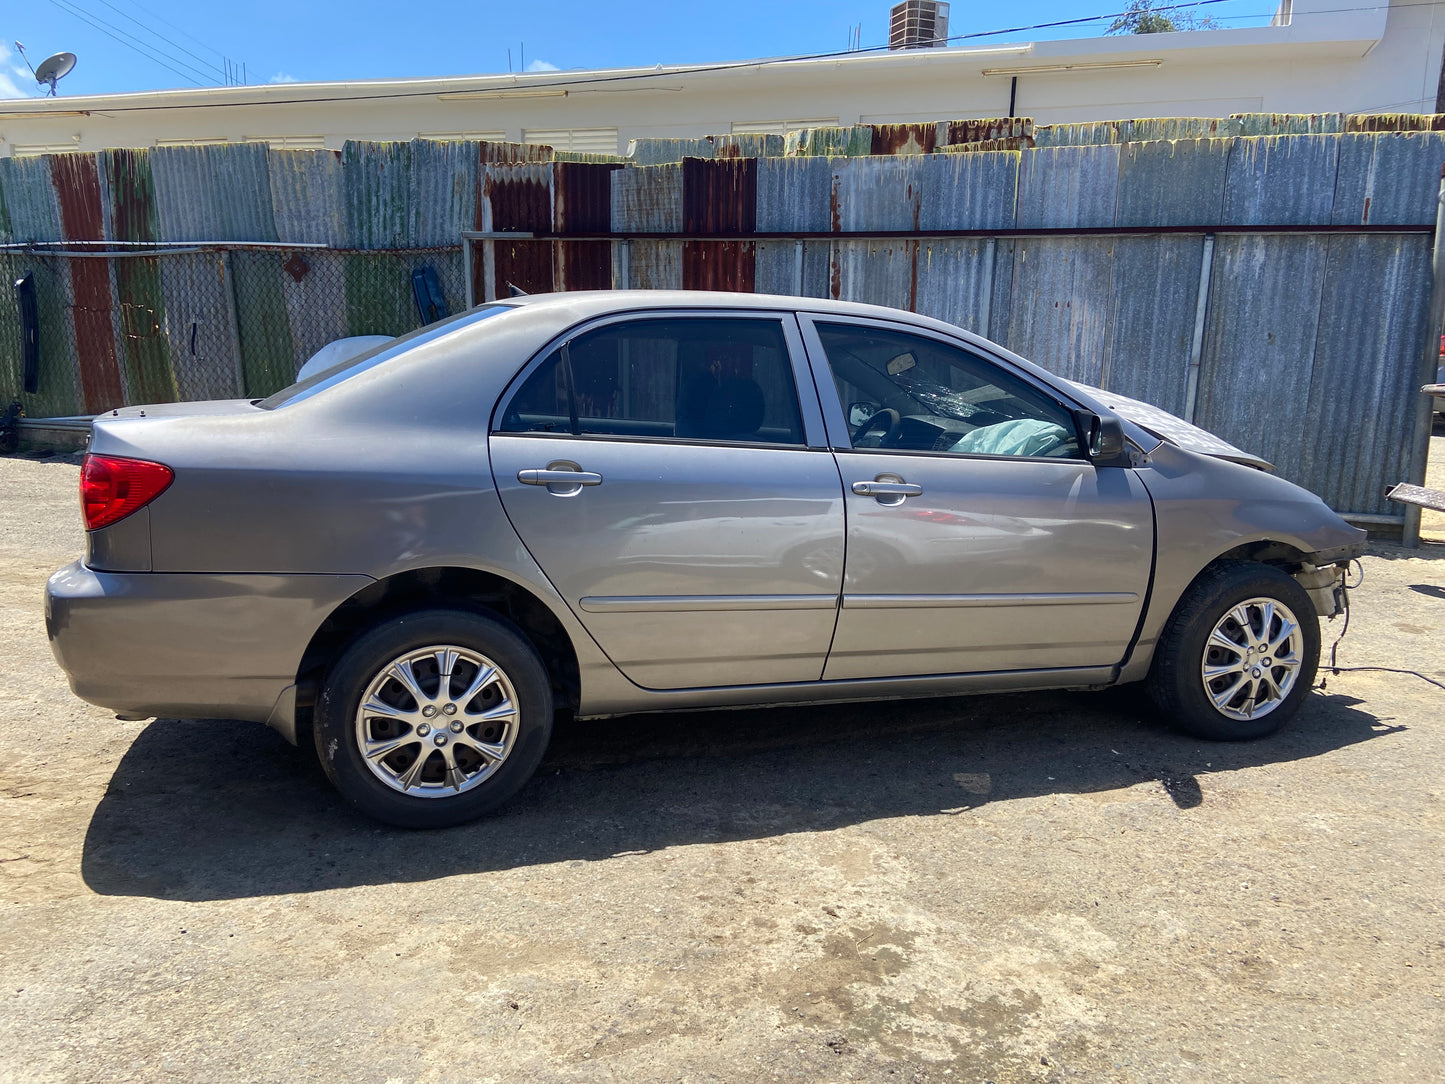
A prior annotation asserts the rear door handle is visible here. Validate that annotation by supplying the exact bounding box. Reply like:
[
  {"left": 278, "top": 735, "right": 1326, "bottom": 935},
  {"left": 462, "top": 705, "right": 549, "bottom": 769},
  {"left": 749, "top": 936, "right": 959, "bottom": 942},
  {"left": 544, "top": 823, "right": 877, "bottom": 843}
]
[
  {"left": 519, "top": 467, "right": 602, "bottom": 496},
  {"left": 519, "top": 469, "right": 603, "bottom": 486}
]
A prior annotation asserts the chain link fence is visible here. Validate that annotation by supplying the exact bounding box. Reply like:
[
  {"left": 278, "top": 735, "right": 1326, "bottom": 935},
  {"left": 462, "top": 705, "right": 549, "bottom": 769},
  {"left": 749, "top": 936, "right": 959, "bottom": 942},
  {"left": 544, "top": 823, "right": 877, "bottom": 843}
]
[{"left": 0, "top": 245, "right": 468, "bottom": 415}]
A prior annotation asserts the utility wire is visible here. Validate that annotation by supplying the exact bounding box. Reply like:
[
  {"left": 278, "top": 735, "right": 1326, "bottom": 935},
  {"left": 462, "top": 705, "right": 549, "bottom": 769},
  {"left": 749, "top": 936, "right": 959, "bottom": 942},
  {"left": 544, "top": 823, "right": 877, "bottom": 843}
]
[
  {"left": 46, "top": 0, "right": 216, "bottom": 86},
  {"left": 88, "top": 0, "right": 230, "bottom": 81}
]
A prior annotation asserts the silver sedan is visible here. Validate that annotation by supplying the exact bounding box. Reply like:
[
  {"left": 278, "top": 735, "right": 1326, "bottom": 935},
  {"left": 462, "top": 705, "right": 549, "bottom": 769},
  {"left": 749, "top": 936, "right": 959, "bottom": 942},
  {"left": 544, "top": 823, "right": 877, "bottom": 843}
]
[{"left": 46, "top": 292, "right": 1366, "bottom": 827}]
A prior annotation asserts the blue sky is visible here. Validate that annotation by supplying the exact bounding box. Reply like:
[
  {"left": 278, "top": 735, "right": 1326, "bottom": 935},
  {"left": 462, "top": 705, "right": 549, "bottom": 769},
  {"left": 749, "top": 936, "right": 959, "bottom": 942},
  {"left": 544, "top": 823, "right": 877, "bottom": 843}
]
[{"left": 3, "top": 0, "right": 1279, "bottom": 98}]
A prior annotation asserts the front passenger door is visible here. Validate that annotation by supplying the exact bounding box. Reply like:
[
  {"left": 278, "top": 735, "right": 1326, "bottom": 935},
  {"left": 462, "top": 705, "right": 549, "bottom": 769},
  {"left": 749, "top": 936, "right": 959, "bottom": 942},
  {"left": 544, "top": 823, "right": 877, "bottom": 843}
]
[{"left": 799, "top": 315, "right": 1155, "bottom": 680}]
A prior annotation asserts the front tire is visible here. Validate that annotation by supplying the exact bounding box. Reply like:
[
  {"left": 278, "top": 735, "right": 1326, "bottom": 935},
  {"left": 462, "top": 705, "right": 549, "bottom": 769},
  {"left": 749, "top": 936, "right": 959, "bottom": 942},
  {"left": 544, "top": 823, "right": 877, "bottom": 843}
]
[
  {"left": 1147, "top": 561, "right": 1320, "bottom": 741},
  {"left": 314, "top": 608, "right": 553, "bottom": 828}
]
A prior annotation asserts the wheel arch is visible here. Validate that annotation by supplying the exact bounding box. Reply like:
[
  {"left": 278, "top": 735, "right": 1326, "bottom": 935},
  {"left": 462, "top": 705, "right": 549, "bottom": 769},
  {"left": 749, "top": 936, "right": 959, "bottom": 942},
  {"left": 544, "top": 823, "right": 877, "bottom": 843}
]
[{"left": 291, "top": 566, "right": 582, "bottom": 744}]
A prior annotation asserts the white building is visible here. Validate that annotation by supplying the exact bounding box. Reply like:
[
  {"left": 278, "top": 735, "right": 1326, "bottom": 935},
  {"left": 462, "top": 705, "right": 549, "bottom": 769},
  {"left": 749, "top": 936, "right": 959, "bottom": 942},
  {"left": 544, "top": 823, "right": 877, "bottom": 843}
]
[{"left": 2, "top": 0, "right": 1443, "bottom": 157}]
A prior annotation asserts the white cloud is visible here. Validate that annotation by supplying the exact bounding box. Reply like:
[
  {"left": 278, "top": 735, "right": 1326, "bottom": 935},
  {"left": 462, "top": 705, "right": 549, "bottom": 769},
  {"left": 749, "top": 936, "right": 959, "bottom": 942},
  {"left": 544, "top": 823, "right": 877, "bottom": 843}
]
[
  {"left": 0, "top": 41, "right": 37, "bottom": 100},
  {"left": 269, "top": 72, "right": 298, "bottom": 84},
  {"left": 525, "top": 59, "right": 559, "bottom": 72}
]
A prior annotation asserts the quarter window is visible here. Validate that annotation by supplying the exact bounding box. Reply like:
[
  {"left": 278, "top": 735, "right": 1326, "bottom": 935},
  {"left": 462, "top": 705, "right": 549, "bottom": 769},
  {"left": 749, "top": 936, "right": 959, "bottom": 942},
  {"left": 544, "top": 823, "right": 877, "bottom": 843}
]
[
  {"left": 499, "top": 318, "right": 806, "bottom": 446},
  {"left": 815, "top": 322, "right": 1081, "bottom": 459}
]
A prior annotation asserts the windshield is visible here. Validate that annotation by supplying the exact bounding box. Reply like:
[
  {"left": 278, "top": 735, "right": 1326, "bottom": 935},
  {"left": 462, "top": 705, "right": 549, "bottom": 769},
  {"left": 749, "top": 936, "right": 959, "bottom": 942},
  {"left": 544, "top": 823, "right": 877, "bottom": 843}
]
[{"left": 260, "top": 304, "right": 513, "bottom": 408}]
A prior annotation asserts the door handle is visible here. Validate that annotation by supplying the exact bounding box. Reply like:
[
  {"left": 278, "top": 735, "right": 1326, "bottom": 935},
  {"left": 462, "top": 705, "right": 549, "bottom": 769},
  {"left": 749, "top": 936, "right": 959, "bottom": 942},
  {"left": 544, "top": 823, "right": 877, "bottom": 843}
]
[
  {"left": 519, "top": 469, "right": 603, "bottom": 486},
  {"left": 852, "top": 480, "right": 922, "bottom": 498}
]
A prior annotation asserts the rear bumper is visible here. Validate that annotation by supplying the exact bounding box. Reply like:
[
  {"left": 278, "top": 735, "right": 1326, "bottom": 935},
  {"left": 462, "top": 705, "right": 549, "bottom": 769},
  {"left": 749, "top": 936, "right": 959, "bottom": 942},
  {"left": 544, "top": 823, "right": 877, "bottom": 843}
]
[{"left": 45, "top": 561, "right": 372, "bottom": 722}]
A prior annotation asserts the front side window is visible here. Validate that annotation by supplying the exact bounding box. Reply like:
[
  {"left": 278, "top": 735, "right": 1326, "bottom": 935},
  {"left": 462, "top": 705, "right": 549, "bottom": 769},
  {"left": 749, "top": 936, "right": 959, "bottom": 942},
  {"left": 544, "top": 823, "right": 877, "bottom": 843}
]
[
  {"left": 498, "top": 317, "right": 805, "bottom": 446},
  {"left": 815, "top": 322, "right": 1081, "bottom": 459}
]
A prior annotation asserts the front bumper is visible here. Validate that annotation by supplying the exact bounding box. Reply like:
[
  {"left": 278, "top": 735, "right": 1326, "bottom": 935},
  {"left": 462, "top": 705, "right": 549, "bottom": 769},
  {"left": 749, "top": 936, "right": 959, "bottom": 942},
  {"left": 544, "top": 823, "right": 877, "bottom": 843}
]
[{"left": 46, "top": 561, "right": 372, "bottom": 722}]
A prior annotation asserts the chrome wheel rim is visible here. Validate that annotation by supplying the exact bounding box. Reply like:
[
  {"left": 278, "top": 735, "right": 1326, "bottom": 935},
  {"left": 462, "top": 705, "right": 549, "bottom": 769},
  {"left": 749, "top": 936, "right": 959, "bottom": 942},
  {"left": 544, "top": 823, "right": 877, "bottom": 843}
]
[
  {"left": 1200, "top": 597, "right": 1305, "bottom": 721},
  {"left": 354, "top": 644, "right": 519, "bottom": 798}
]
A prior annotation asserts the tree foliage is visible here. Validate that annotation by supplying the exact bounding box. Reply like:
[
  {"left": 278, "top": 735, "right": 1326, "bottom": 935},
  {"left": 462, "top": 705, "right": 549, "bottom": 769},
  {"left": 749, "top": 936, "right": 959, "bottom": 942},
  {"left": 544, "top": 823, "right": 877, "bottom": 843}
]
[{"left": 1106, "top": 0, "right": 1220, "bottom": 33}]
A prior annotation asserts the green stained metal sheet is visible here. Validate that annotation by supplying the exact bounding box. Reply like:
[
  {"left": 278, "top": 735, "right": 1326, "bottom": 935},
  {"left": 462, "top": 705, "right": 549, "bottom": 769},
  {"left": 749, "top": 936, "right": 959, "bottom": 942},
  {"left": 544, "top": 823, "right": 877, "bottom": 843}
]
[
  {"left": 105, "top": 149, "right": 176, "bottom": 404},
  {"left": 344, "top": 253, "right": 418, "bottom": 338},
  {"left": 0, "top": 254, "right": 82, "bottom": 416},
  {"left": 231, "top": 251, "right": 296, "bottom": 397},
  {"left": 784, "top": 126, "right": 872, "bottom": 157}
]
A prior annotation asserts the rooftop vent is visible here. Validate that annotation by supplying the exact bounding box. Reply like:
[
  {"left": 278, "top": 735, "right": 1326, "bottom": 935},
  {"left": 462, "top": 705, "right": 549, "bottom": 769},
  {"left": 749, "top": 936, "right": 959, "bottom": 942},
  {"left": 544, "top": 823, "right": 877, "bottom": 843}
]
[{"left": 889, "top": 1, "right": 950, "bottom": 49}]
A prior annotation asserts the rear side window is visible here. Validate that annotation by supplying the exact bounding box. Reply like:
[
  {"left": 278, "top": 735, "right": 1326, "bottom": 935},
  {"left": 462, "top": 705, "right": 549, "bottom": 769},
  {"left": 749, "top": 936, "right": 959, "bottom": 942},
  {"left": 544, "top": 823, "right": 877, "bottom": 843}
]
[{"left": 498, "top": 317, "right": 805, "bottom": 446}]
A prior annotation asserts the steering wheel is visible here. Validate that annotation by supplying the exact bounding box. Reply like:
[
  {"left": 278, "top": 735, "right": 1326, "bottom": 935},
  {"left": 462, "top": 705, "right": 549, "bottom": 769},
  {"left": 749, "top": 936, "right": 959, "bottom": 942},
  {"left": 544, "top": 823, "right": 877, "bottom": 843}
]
[{"left": 851, "top": 407, "right": 902, "bottom": 448}]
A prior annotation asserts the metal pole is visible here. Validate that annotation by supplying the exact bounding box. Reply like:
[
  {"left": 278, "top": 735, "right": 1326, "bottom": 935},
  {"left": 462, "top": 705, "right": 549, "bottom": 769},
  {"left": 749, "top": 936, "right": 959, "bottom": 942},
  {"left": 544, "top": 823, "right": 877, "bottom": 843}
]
[
  {"left": 1183, "top": 232, "right": 1216, "bottom": 424},
  {"left": 1402, "top": 168, "right": 1445, "bottom": 547}
]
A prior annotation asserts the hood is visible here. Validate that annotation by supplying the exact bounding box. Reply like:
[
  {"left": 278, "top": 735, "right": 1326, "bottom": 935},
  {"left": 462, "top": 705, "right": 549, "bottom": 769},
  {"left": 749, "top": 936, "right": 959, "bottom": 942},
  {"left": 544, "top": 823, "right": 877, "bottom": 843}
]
[{"left": 1064, "top": 381, "right": 1274, "bottom": 472}]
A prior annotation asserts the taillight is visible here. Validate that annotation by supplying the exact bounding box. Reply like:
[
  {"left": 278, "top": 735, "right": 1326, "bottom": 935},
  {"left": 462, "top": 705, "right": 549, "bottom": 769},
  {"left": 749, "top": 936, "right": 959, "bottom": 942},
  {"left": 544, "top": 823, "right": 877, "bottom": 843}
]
[{"left": 80, "top": 454, "right": 174, "bottom": 530}]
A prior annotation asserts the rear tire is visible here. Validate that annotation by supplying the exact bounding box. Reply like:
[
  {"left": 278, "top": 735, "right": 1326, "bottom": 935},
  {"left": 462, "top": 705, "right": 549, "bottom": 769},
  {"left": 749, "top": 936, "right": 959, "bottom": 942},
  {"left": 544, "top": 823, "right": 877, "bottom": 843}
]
[
  {"left": 1146, "top": 561, "right": 1319, "bottom": 741},
  {"left": 314, "top": 608, "right": 553, "bottom": 828}
]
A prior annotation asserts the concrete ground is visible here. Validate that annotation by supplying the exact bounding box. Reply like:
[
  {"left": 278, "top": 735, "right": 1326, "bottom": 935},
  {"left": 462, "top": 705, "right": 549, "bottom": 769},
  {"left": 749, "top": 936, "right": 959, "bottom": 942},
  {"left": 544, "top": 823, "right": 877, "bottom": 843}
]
[{"left": 1, "top": 441, "right": 1442, "bottom": 1084}]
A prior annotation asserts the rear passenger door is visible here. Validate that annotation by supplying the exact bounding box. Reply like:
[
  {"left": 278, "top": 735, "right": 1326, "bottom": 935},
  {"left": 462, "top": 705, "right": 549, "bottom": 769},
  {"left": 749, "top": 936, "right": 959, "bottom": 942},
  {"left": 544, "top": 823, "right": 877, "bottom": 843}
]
[{"left": 488, "top": 312, "right": 845, "bottom": 691}]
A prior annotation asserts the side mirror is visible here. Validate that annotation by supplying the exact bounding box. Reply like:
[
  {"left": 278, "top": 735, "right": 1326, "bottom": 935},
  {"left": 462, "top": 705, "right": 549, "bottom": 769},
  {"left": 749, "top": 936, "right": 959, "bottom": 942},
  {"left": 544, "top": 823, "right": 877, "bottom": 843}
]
[
  {"left": 847, "top": 402, "right": 878, "bottom": 428},
  {"left": 1072, "top": 408, "right": 1132, "bottom": 468}
]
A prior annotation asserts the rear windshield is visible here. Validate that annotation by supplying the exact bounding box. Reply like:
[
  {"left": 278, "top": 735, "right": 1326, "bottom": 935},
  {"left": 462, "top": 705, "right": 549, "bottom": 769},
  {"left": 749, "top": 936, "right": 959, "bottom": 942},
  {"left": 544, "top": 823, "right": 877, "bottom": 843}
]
[{"left": 259, "top": 304, "right": 513, "bottom": 408}]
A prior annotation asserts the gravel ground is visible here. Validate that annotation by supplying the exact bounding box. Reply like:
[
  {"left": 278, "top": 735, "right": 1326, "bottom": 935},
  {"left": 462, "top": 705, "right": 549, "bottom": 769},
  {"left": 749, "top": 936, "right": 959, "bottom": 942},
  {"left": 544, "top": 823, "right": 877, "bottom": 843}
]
[{"left": 0, "top": 440, "right": 1441, "bottom": 1084}]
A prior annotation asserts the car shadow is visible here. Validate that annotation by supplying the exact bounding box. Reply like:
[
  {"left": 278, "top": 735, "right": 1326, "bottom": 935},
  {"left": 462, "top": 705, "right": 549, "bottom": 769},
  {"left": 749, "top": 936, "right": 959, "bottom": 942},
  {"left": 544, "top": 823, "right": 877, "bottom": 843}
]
[{"left": 80, "top": 688, "right": 1399, "bottom": 901}]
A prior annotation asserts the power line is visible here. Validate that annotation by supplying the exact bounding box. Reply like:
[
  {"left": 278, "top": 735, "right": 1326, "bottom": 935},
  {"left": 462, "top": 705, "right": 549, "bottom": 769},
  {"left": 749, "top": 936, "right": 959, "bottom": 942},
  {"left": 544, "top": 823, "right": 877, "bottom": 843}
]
[
  {"left": 88, "top": 0, "right": 228, "bottom": 80},
  {"left": 46, "top": 0, "right": 217, "bottom": 86}
]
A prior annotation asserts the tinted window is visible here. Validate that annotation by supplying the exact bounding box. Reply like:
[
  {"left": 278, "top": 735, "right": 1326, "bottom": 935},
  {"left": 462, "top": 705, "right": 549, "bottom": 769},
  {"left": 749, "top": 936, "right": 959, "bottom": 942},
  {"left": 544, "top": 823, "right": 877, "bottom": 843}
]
[
  {"left": 499, "top": 318, "right": 805, "bottom": 446},
  {"left": 816, "top": 322, "right": 1081, "bottom": 459}
]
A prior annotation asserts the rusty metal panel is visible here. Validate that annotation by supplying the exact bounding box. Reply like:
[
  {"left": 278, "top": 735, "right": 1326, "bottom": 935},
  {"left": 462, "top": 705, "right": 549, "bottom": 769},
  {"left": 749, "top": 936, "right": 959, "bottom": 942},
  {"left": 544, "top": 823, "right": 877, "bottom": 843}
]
[
  {"left": 1116, "top": 138, "right": 1232, "bottom": 227},
  {"left": 558, "top": 241, "right": 613, "bottom": 290},
  {"left": 682, "top": 158, "right": 756, "bottom": 235},
  {"left": 103, "top": 149, "right": 176, "bottom": 404},
  {"left": 50, "top": 153, "right": 126, "bottom": 411},
  {"left": 756, "top": 158, "right": 832, "bottom": 233},
  {"left": 1332, "top": 132, "right": 1445, "bottom": 226},
  {"left": 555, "top": 162, "right": 621, "bottom": 232},
  {"left": 268, "top": 148, "right": 344, "bottom": 247},
  {"left": 715, "top": 133, "right": 784, "bottom": 158},
  {"left": 479, "top": 141, "right": 553, "bottom": 164},
  {"left": 151, "top": 144, "right": 278, "bottom": 243},
  {"left": 611, "top": 165, "right": 682, "bottom": 233},
  {"left": 1104, "top": 235, "right": 1206, "bottom": 415},
  {"left": 616, "top": 240, "right": 682, "bottom": 289},
  {"left": 1194, "top": 234, "right": 1329, "bottom": 487},
  {"left": 1301, "top": 233, "right": 1433, "bottom": 514},
  {"left": 941, "top": 118, "right": 1033, "bottom": 145},
  {"left": 1232, "top": 113, "right": 1344, "bottom": 136},
  {"left": 784, "top": 126, "right": 872, "bottom": 157},
  {"left": 912, "top": 240, "right": 995, "bottom": 332},
  {"left": 1005, "top": 236, "right": 1115, "bottom": 385},
  {"left": 1345, "top": 113, "right": 1445, "bottom": 132},
  {"left": 916, "top": 151, "right": 1019, "bottom": 231},
  {"left": 1221, "top": 135, "right": 1340, "bottom": 226},
  {"left": 343, "top": 140, "right": 479, "bottom": 249},
  {"left": 479, "top": 162, "right": 553, "bottom": 232},
  {"left": 682, "top": 240, "right": 755, "bottom": 291},
  {"left": 0, "top": 155, "right": 62, "bottom": 242},
  {"left": 870, "top": 124, "right": 936, "bottom": 156},
  {"left": 1017, "top": 145, "right": 1120, "bottom": 229},
  {"left": 495, "top": 240, "right": 557, "bottom": 296},
  {"left": 626, "top": 138, "right": 716, "bottom": 165}
]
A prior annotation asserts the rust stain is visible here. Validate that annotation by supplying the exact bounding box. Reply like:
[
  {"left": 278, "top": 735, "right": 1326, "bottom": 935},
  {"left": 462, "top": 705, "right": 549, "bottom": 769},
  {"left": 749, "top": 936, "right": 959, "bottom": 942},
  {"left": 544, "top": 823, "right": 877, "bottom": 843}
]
[
  {"left": 51, "top": 153, "right": 125, "bottom": 411},
  {"left": 830, "top": 173, "right": 842, "bottom": 234},
  {"left": 870, "top": 124, "right": 936, "bottom": 156},
  {"left": 479, "top": 140, "right": 555, "bottom": 164},
  {"left": 559, "top": 240, "right": 612, "bottom": 290},
  {"left": 682, "top": 240, "right": 755, "bottom": 292},
  {"left": 829, "top": 246, "right": 841, "bottom": 300},
  {"left": 1362, "top": 196, "right": 1371, "bottom": 224},
  {"left": 681, "top": 158, "right": 757, "bottom": 236},
  {"left": 495, "top": 239, "right": 556, "bottom": 296},
  {"left": 482, "top": 170, "right": 552, "bottom": 232},
  {"left": 943, "top": 117, "right": 1033, "bottom": 144},
  {"left": 555, "top": 162, "right": 622, "bottom": 233}
]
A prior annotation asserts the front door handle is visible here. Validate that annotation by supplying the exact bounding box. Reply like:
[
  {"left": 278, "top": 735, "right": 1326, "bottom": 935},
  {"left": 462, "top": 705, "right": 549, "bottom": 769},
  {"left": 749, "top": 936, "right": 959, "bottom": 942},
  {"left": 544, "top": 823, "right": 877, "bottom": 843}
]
[
  {"left": 519, "top": 466, "right": 602, "bottom": 496},
  {"left": 852, "top": 480, "right": 922, "bottom": 502}
]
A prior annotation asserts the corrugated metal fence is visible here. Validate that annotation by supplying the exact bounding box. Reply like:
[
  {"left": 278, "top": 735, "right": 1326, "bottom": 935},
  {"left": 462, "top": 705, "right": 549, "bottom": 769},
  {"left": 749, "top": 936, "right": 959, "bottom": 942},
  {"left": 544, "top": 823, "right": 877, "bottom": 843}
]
[{"left": 1, "top": 114, "right": 1442, "bottom": 521}]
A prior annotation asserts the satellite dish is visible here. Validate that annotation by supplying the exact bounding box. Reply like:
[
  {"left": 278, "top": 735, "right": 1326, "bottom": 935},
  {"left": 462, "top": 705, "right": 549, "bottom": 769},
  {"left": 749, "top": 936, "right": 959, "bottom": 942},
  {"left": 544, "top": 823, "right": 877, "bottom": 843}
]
[{"left": 33, "top": 52, "right": 76, "bottom": 97}]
